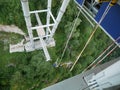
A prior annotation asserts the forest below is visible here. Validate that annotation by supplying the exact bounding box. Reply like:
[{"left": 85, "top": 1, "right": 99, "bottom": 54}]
[{"left": 0, "top": 0, "right": 120, "bottom": 90}]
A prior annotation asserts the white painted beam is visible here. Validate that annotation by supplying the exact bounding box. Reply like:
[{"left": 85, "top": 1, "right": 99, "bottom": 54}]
[
  {"left": 35, "top": 13, "right": 51, "bottom": 61},
  {"left": 51, "top": 0, "right": 71, "bottom": 37},
  {"left": 30, "top": 9, "right": 48, "bottom": 14},
  {"left": 20, "top": 0, "right": 34, "bottom": 48},
  {"left": 31, "top": 24, "right": 55, "bottom": 30},
  {"left": 46, "top": 0, "right": 52, "bottom": 38}
]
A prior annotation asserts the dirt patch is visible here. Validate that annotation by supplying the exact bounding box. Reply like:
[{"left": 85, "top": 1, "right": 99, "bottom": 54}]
[{"left": 0, "top": 25, "right": 26, "bottom": 36}]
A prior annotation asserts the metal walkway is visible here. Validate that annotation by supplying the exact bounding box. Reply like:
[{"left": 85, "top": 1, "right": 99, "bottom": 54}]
[{"left": 42, "top": 57, "right": 120, "bottom": 90}]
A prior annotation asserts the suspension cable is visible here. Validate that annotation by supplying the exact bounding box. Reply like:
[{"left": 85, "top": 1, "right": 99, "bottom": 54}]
[
  {"left": 82, "top": 36, "right": 120, "bottom": 73},
  {"left": 57, "top": 10, "right": 81, "bottom": 66},
  {"left": 92, "top": 44, "right": 118, "bottom": 69},
  {"left": 70, "top": 1, "right": 112, "bottom": 71}
]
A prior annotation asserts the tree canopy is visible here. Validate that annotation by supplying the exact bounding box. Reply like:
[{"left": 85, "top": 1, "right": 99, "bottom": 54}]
[{"left": 0, "top": 0, "right": 119, "bottom": 90}]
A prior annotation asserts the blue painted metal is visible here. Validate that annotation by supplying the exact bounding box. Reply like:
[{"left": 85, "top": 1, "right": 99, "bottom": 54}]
[
  {"left": 75, "top": 1, "right": 120, "bottom": 45},
  {"left": 95, "top": 3, "right": 120, "bottom": 43},
  {"left": 95, "top": 3, "right": 109, "bottom": 22},
  {"left": 75, "top": 0, "right": 84, "bottom": 6}
]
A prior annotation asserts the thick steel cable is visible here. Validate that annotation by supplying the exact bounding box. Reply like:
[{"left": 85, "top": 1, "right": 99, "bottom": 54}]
[
  {"left": 70, "top": 1, "right": 112, "bottom": 71},
  {"left": 82, "top": 36, "right": 120, "bottom": 73},
  {"left": 57, "top": 10, "right": 81, "bottom": 66},
  {"left": 92, "top": 45, "right": 118, "bottom": 69}
]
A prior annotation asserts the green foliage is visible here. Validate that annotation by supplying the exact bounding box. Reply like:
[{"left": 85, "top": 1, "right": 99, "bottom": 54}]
[{"left": 0, "top": 0, "right": 119, "bottom": 90}]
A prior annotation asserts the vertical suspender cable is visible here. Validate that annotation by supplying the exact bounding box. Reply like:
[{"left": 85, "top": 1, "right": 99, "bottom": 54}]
[
  {"left": 57, "top": 0, "right": 86, "bottom": 65},
  {"left": 57, "top": 10, "right": 81, "bottom": 66},
  {"left": 56, "top": 0, "right": 83, "bottom": 66},
  {"left": 70, "top": 1, "right": 112, "bottom": 71}
]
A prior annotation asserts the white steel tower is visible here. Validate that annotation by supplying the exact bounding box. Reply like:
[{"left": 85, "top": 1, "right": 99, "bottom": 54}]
[{"left": 20, "top": 0, "right": 70, "bottom": 61}]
